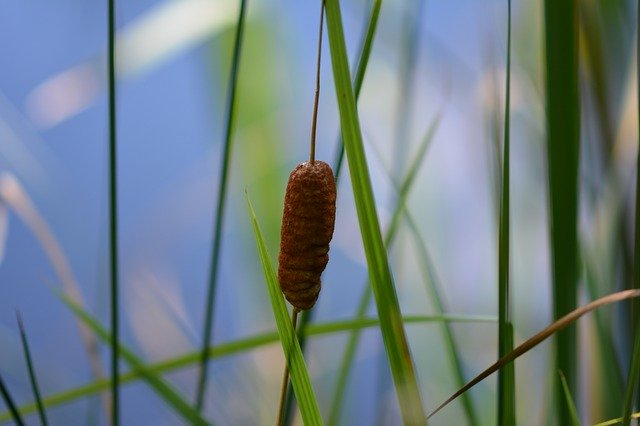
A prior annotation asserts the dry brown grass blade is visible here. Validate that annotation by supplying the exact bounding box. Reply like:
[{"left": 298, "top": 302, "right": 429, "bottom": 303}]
[
  {"left": 0, "top": 172, "right": 111, "bottom": 418},
  {"left": 427, "top": 289, "right": 640, "bottom": 420}
]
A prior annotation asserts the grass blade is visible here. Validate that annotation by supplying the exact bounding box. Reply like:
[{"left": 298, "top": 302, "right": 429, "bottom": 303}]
[
  {"left": 0, "top": 374, "right": 25, "bottom": 426},
  {"left": 497, "top": 0, "right": 515, "bottom": 424},
  {"left": 16, "top": 313, "right": 48, "bottom": 426},
  {"left": 56, "top": 291, "right": 211, "bottom": 425},
  {"left": 621, "top": 3, "right": 640, "bottom": 423},
  {"left": 594, "top": 412, "right": 640, "bottom": 426},
  {"left": 324, "top": 0, "right": 426, "bottom": 423},
  {"left": 328, "top": 116, "right": 440, "bottom": 425},
  {"left": 196, "top": 0, "right": 249, "bottom": 411},
  {"left": 558, "top": 371, "right": 580, "bottom": 426},
  {"left": 107, "top": 0, "right": 120, "bottom": 423},
  {"left": 543, "top": 0, "right": 580, "bottom": 423},
  {"left": 245, "top": 193, "right": 322, "bottom": 425},
  {"left": 331, "top": 0, "right": 382, "bottom": 184},
  {"left": 0, "top": 313, "right": 495, "bottom": 422},
  {"left": 428, "top": 289, "right": 640, "bottom": 420}
]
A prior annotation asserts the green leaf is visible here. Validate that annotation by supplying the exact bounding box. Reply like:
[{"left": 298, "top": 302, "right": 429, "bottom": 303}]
[
  {"left": 56, "top": 291, "right": 211, "bottom": 426},
  {"left": 544, "top": 1, "right": 580, "bottom": 423},
  {"left": 324, "top": 0, "right": 426, "bottom": 423},
  {"left": 1, "top": 312, "right": 494, "bottom": 422},
  {"left": 16, "top": 313, "right": 48, "bottom": 426},
  {"left": 497, "top": 0, "right": 515, "bottom": 424},
  {"left": 245, "top": 193, "right": 323, "bottom": 426},
  {"left": 621, "top": 6, "right": 640, "bottom": 423},
  {"left": 329, "top": 116, "right": 445, "bottom": 426},
  {"left": 196, "top": 0, "right": 249, "bottom": 411},
  {"left": 0, "top": 374, "right": 25, "bottom": 426},
  {"left": 558, "top": 370, "right": 580, "bottom": 426}
]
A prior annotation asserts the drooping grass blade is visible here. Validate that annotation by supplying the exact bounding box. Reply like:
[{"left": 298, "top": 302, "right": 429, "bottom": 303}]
[
  {"left": 196, "top": 0, "right": 249, "bottom": 412},
  {"left": 16, "top": 312, "right": 48, "bottom": 426},
  {"left": 543, "top": 0, "right": 580, "bottom": 423}
]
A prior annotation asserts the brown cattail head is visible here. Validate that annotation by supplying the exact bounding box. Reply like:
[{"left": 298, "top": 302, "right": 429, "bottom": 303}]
[{"left": 278, "top": 161, "right": 336, "bottom": 310}]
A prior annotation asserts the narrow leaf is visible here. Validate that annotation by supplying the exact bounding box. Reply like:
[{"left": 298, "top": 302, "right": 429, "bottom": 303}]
[
  {"left": 428, "top": 289, "right": 640, "bottom": 419},
  {"left": 1, "top": 313, "right": 495, "bottom": 422},
  {"left": 245, "top": 193, "right": 323, "bottom": 426},
  {"left": 196, "top": 0, "right": 249, "bottom": 411},
  {"left": 324, "top": 0, "right": 426, "bottom": 423},
  {"left": 543, "top": 1, "right": 581, "bottom": 423},
  {"left": 16, "top": 312, "right": 48, "bottom": 426},
  {"left": 56, "top": 291, "right": 211, "bottom": 426},
  {"left": 558, "top": 370, "right": 580, "bottom": 426}
]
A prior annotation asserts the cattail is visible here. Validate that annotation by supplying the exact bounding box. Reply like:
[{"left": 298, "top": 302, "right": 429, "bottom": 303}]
[{"left": 278, "top": 160, "right": 336, "bottom": 310}]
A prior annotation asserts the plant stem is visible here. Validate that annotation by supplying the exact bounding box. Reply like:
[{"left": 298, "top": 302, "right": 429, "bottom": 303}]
[
  {"left": 309, "top": 0, "right": 325, "bottom": 164},
  {"left": 277, "top": 308, "right": 300, "bottom": 426},
  {"left": 195, "top": 0, "right": 248, "bottom": 411},
  {"left": 621, "top": 1, "right": 640, "bottom": 423},
  {"left": 107, "top": 0, "right": 119, "bottom": 423}
]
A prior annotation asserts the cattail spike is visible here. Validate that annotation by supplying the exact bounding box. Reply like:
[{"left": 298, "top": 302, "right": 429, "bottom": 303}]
[{"left": 278, "top": 161, "right": 336, "bottom": 310}]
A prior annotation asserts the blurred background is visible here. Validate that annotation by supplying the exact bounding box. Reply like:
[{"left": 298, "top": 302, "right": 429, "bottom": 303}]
[{"left": 0, "top": 0, "right": 638, "bottom": 424}]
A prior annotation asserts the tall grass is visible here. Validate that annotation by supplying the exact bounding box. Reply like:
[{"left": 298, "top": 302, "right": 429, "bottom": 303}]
[
  {"left": 543, "top": 1, "right": 580, "bottom": 423},
  {"left": 4, "top": 2, "right": 640, "bottom": 425},
  {"left": 621, "top": 2, "right": 640, "bottom": 423}
]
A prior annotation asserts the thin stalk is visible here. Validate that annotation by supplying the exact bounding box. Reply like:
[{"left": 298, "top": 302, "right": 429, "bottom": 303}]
[
  {"left": 107, "top": 0, "right": 119, "bottom": 423},
  {"left": 497, "top": 0, "right": 515, "bottom": 424},
  {"left": 309, "top": 0, "right": 325, "bottom": 164},
  {"left": 16, "top": 313, "right": 48, "bottom": 426},
  {"left": 621, "top": 2, "right": 640, "bottom": 422},
  {"left": 195, "top": 0, "right": 248, "bottom": 411},
  {"left": 277, "top": 309, "right": 300, "bottom": 426}
]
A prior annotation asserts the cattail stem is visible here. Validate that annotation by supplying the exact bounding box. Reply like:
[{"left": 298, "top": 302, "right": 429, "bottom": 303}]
[
  {"left": 309, "top": 0, "right": 325, "bottom": 164},
  {"left": 276, "top": 308, "right": 300, "bottom": 425}
]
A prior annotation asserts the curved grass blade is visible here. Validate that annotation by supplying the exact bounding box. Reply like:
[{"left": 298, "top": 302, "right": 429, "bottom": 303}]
[
  {"left": 196, "top": 0, "right": 249, "bottom": 411},
  {"left": 56, "top": 291, "right": 211, "bottom": 426},
  {"left": 1, "top": 313, "right": 495, "bottom": 422},
  {"left": 0, "top": 374, "right": 25, "bottom": 426},
  {"left": 427, "top": 290, "right": 640, "bottom": 420},
  {"left": 543, "top": 1, "right": 581, "bottom": 423},
  {"left": 107, "top": 0, "right": 120, "bottom": 423},
  {"left": 245, "top": 193, "right": 322, "bottom": 426},
  {"left": 16, "top": 312, "right": 48, "bottom": 426},
  {"left": 558, "top": 371, "right": 579, "bottom": 426},
  {"left": 324, "top": 0, "right": 426, "bottom": 423},
  {"left": 497, "top": 0, "right": 515, "bottom": 424}
]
